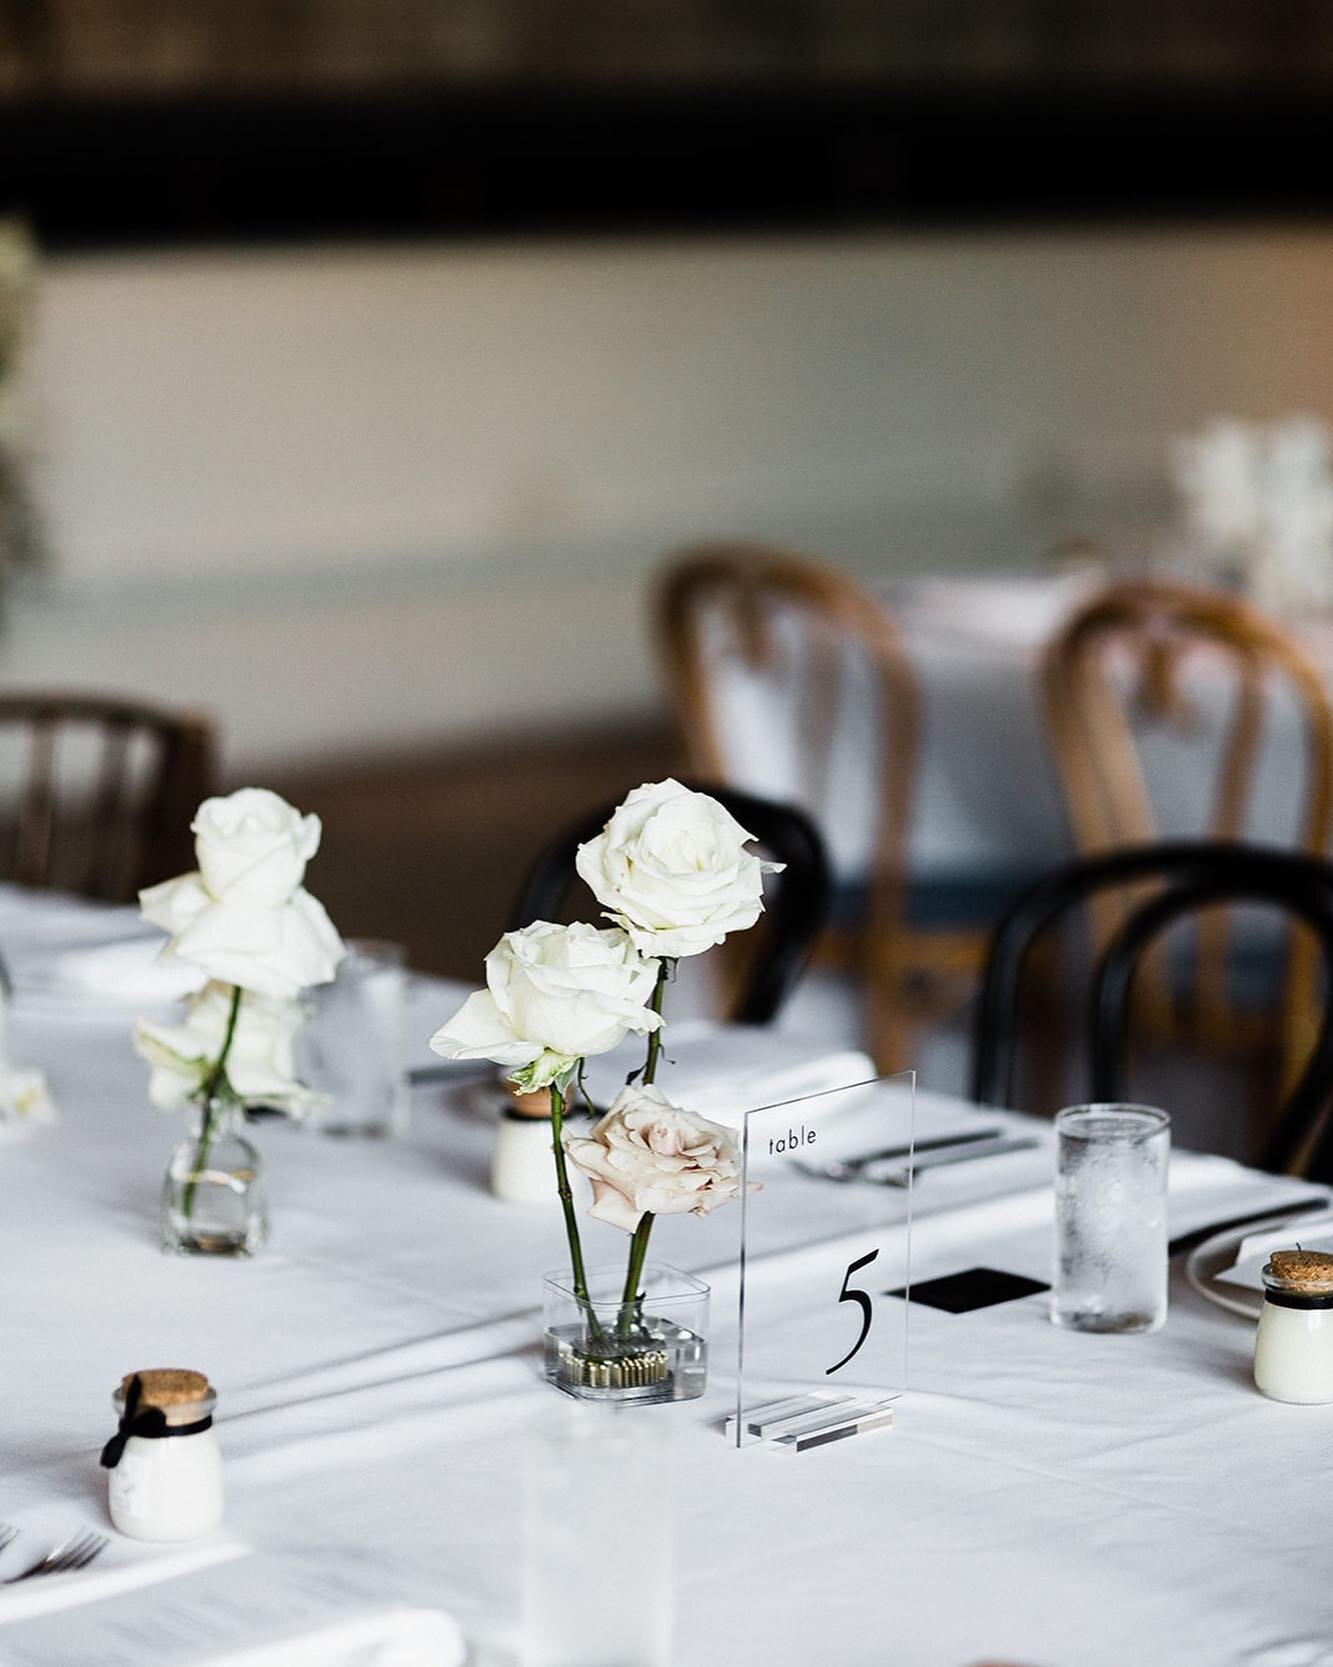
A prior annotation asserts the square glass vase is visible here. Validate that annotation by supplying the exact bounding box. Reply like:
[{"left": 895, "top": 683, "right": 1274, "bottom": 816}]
[{"left": 542, "top": 1262, "right": 709, "bottom": 1405}]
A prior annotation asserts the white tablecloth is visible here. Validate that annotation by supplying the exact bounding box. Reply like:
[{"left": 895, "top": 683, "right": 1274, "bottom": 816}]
[
  {"left": 1, "top": 889, "right": 1331, "bottom": 1666},
  {"left": 707, "top": 573, "right": 1333, "bottom": 886}
]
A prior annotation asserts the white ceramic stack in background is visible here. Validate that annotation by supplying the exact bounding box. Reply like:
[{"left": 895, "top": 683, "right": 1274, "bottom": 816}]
[{"left": 1172, "top": 415, "right": 1333, "bottom": 615}]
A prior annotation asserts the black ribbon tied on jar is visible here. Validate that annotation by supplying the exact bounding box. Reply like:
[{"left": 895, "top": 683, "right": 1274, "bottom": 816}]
[{"left": 99, "top": 1374, "right": 213, "bottom": 1470}]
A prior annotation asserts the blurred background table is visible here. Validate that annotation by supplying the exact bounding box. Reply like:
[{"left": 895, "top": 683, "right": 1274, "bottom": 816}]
[{"left": 699, "top": 570, "right": 1333, "bottom": 897}]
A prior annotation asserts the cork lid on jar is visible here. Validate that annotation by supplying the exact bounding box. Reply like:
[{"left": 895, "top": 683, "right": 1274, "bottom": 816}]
[
  {"left": 115, "top": 1369, "right": 215, "bottom": 1424},
  {"left": 503, "top": 1079, "right": 554, "bottom": 1119},
  {"left": 1264, "top": 1249, "right": 1333, "bottom": 1294}
]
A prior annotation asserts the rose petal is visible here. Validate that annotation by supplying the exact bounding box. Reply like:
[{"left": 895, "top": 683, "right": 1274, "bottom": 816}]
[
  {"left": 139, "top": 872, "right": 212, "bottom": 937},
  {"left": 163, "top": 889, "right": 344, "bottom": 999},
  {"left": 586, "top": 1177, "right": 645, "bottom": 1232},
  {"left": 430, "top": 990, "right": 541, "bottom": 1068}
]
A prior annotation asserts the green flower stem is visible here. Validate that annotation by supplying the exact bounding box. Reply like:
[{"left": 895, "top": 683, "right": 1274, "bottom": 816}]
[
  {"left": 181, "top": 984, "right": 243, "bottom": 1222},
  {"left": 641, "top": 960, "right": 670, "bottom": 1087},
  {"left": 618, "top": 1211, "right": 654, "bottom": 1342},
  {"left": 549, "top": 1079, "right": 603, "bottom": 1341},
  {"left": 616, "top": 959, "right": 670, "bottom": 1341}
]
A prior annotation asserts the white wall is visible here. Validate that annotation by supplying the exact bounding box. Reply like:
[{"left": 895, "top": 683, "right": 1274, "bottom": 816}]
[{"left": 13, "top": 226, "right": 1333, "bottom": 771}]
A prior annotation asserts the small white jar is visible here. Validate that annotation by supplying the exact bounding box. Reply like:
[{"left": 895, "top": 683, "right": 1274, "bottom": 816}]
[
  {"left": 1253, "top": 1251, "right": 1333, "bottom": 1405},
  {"left": 103, "top": 1370, "right": 224, "bottom": 1541},
  {"left": 492, "top": 1111, "right": 557, "bottom": 1205},
  {"left": 492, "top": 1080, "right": 558, "bottom": 1206}
]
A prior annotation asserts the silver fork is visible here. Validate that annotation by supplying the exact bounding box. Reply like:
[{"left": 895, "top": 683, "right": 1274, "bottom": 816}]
[{"left": 3, "top": 1530, "right": 107, "bottom": 1583}]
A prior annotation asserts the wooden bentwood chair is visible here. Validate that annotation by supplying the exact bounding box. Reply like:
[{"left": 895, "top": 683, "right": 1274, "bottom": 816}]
[
  {"left": 1042, "top": 579, "right": 1333, "bottom": 1073},
  {"left": 654, "top": 542, "right": 987, "bottom": 1070},
  {"left": 656, "top": 543, "right": 1013, "bottom": 1066},
  {"left": 0, "top": 692, "right": 216, "bottom": 902}
]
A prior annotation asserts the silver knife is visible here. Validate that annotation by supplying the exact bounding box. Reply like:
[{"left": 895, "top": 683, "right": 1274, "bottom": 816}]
[
  {"left": 861, "top": 1135, "right": 1040, "bottom": 1187},
  {"left": 797, "top": 1126, "right": 1006, "bottom": 1182}
]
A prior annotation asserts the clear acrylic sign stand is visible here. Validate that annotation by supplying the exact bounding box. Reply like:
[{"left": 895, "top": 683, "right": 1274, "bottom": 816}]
[{"left": 732, "top": 1072, "right": 914, "bottom": 1450}]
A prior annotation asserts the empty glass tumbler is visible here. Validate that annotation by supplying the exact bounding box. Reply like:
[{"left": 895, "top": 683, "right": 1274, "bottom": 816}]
[{"left": 1053, "top": 1104, "right": 1170, "bottom": 1334}]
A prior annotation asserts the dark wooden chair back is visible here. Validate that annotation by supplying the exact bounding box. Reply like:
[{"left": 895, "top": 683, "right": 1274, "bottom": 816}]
[
  {"left": 508, "top": 783, "right": 831, "bottom": 1024},
  {"left": 972, "top": 842, "right": 1333, "bottom": 1179},
  {"left": 0, "top": 692, "right": 216, "bottom": 902}
]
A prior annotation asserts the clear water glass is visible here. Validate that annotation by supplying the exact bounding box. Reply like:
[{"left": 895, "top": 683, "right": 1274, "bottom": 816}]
[
  {"left": 300, "top": 939, "right": 408, "bottom": 1138},
  {"left": 1053, "top": 1103, "right": 1169, "bottom": 1334}
]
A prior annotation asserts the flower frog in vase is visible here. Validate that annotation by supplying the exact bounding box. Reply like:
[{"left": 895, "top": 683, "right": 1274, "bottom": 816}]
[
  {"left": 430, "top": 779, "right": 774, "bottom": 1402},
  {"left": 134, "top": 788, "right": 345, "bottom": 1256}
]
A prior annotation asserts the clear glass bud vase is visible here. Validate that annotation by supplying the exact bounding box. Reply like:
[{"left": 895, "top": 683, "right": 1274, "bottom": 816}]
[
  {"left": 162, "top": 1097, "right": 267, "bottom": 1257},
  {"left": 543, "top": 1262, "right": 709, "bottom": 1404}
]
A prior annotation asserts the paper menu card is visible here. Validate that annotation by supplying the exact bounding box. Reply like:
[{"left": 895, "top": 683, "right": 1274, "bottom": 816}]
[{"left": 0, "top": 1549, "right": 466, "bottom": 1667}]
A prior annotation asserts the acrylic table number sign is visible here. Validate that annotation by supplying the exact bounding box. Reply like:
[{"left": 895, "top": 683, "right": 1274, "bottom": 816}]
[{"left": 731, "top": 1073, "right": 914, "bottom": 1451}]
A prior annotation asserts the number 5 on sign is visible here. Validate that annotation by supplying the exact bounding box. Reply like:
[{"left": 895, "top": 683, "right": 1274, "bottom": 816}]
[
  {"left": 733, "top": 1071, "right": 914, "bottom": 1448},
  {"left": 827, "top": 1249, "right": 879, "bottom": 1375}
]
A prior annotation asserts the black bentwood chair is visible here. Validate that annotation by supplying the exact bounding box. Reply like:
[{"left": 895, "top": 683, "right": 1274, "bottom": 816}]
[
  {"left": 971, "top": 843, "right": 1333, "bottom": 1181},
  {"left": 507, "top": 784, "right": 832, "bottom": 1025}
]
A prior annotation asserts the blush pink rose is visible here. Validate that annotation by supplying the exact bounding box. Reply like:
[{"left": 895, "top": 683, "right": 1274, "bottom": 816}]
[{"left": 562, "top": 1083, "right": 749, "bottom": 1233}]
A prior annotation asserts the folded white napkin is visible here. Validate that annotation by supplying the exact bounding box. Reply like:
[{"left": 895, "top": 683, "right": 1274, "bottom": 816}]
[
  {"left": 202, "top": 1607, "right": 466, "bottom": 1667},
  {"left": 582, "top": 1022, "right": 877, "bottom": 1127},
  {"left": 11, "top": 933, "right": 204, "bottom": 1013},
  {"left": 0, "top": 1527, "right": 246, "bottom": 1625},
  {"left": 0, "top": 1543, "right": 466, "bottom": 1667}
]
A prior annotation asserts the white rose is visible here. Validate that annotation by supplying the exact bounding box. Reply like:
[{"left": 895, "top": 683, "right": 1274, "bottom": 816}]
[
  {"left": 562, "top": 1083, "right": 748, "bottom": 1232},
  {"left": 429, "top": 921, "right": 662, "bottom": 1092},
  {"left": 575, "top": 778, "right": 781, "bottom": 959},
  {"left": 134, "top": 981, "right": 315, "bottom": 1115},
  {"left": 139, "top": 788, "right": 344, "bottom": 999},
  {"left": 192, "top": 788, "right": 322, "bottom": 908},
  {"left": 140, "top": 876, "right": 343, "bottom": 999}
]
